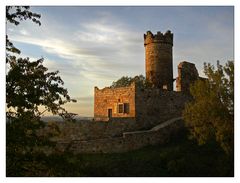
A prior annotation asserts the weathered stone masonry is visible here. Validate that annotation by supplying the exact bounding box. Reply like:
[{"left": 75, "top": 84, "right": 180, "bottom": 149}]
[
  {"left": 55, "top": 118, "right": 184, "bottom": 154},
  {"left": 44, "top": 30, "right": 202, "bottom": 154},
  {"left": 94, "top": 83, "right": 136, "bottom": 120},
  {"left": 94, "top": 82, "right": 191, "bottom": 130},
  {"left": 93, "top": 30, "right": 199, "bottom": 127},
  {"left": 176, "top": 61, "right": 199, "bottom": 93},
  {"left": 144, "top": 30, "right": 173, "bottom": 90},
  {"left": 135, "top": 88, "right": 191, "bottom": 129}
]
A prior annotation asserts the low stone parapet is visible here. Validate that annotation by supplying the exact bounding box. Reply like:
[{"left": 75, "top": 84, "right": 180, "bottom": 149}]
[{"left": 55, "top": 117, "right": 184, "bottom": 154}]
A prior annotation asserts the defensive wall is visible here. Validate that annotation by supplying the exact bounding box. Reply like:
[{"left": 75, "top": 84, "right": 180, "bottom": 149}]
[
  {"left": 135, "top": 88, "right": 191, "bottom": 129},
  {"left": 40, "top": 86, "right": 191, "bottom": 152},
  {"left": 44, "top": 118, "right": 137, "bottom": 142},
  {"left": 176, "top": 61, "right": 199, "bottom": 92},
  {"left": 40, "top": 30, "right": 201, "bottom": 154},
  {"left": 55, "top": 117, "right": 184, "bottom": 154},
  {"left": 93, "top": 83, "right": 192, "bottom": 131}
]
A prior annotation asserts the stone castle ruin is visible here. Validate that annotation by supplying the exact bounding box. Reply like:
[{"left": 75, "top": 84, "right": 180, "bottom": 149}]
[
  {"left": 145, "top": 30, "right": 174, "bottom": 90},
  {"left": 94, "top": 30, "right": 200, "bottom": 129},
  {"left": 52, "top": 30, "right": 202, "bottom": 154}
]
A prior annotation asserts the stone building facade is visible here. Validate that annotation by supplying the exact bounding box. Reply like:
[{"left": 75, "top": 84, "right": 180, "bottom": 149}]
[
  {"left": 135, "top": 88, "right": 191, "bottom": 129},
  {"left": 144, "top": 30, "right": 173, "bottom": 90},
  {"left": 94, "top": 83, "right": 136, "bottom": 120},
  {"left": 39, "top": 30, "right": 203, "bottom": 154},
  {"left": 94, "top": 30, "right": 200, "bottom": 129}
]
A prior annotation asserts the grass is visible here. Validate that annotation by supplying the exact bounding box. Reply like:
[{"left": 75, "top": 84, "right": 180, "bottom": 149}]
[{"left": 38, "top": 128, "right": 233, "bottom": 177}]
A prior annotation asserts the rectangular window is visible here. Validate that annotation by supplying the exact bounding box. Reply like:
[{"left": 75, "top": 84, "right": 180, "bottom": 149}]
[
  {"left": 124, "top": 103, "right": 129, "bottom": 114},
  {"left": 118, "top": 103, "right": 130, "bottom": 114},
  {"left": 118, "top": 104, "right": 124, "bottom": 113}
]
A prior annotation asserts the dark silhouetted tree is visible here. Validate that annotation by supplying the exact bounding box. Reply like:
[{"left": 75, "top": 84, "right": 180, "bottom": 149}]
[
  {"left": 6, "top": 6, "right": 76, "bottom": 176},
  {"left": 59, "top": 112, "right": 78, "bottom": 122},
  {"left": 6, "top": 57, "right": 76, "bottom": 118},
  {"left": 6, "top": 6, "right": 76, "bottom": 118},
  {"left": 6, "top": 6, "right": 41, "bottom": 63}
]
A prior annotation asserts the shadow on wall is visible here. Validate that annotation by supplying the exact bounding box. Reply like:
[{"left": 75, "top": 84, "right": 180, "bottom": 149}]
[{"left": 55, "top": 118, "right": 184, "bottom": 154}]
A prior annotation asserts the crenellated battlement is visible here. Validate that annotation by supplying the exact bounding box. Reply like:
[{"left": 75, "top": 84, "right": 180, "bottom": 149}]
[
  {"left": 144, "top": 30, "right": 173, "bottom": 46},
  {"left": 144, "top": 30, "right": 173, "bottom": 90}
]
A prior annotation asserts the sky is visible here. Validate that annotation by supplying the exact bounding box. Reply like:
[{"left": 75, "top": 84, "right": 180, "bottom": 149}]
[{"left": 6, "top": 6, "right": 234, "bottom": 117}]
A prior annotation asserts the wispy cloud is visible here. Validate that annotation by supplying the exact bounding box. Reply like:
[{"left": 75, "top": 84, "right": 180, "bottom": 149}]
[
  {"left": 6, "top": 6, "right": 233, "bottom": 116},
  {"left": 9, "top": 16, "right": 143, "bottom": 81},
  {"left": 7, "top": 11, "right": 146, "bottom": 117}
]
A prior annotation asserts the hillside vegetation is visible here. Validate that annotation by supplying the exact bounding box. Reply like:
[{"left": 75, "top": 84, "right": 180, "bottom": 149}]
[{"left": 7, "top": 127, "right": 233, "bottom": 177}]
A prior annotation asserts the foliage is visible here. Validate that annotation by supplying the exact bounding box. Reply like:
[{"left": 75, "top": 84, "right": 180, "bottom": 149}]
[
  {"left": 183, "top": 61, "right": 234, "bottom": 154},
  {"left": 6, "top": 6, "right": 41, "bottom": 63},
  {"left": 6, "top": 112, "right": 58, "bottom": 176},
  {"left": 6, "top": 6, "right": 41, "bottom": 26},
  {"left": 6, "top": 6, "right": 75, "bottom": 176},
  {"left": 9, "top": 127, "right": 233, "bottom": 177},
  {"left": 6, "top": 57, "right": 76, "bottom": 117},
  {"left": 110, "top": 75, "right": 152, "bottom": 89},
  {"left": 6, "top": 5, "right": 76, "bottom": 118},
  {"left": 59, "top": 112, "right": 78, "bottom": 122}
]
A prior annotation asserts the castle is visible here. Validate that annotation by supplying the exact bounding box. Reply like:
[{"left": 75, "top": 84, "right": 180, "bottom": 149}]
[
  {"left": 94, "top": 30, "right": 200, "bottom": 129},
  {"left": 53, "top": 30, "right": 202, "bottom": 154}
]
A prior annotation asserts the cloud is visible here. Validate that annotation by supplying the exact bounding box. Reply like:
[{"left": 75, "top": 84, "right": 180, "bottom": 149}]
[
  {"left": 75, "top": 22, "right": 141, "bottom": 45},
  {"left": 6, "top": 6, "right": 233, "bottom": 117},
  {"left": 9, "top": 17, "right": 143, "bottom": 82},
  {"left": 19, "top": 29, "right": 29, "bottom": 36},
  {"left": 7, "top": 12, "right": 146, "bottom": 117}
]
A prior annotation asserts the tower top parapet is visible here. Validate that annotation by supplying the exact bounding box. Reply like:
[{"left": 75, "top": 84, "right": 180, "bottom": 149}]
[{"left": 144, "top": 30, "right": 173, "bottom": 46}]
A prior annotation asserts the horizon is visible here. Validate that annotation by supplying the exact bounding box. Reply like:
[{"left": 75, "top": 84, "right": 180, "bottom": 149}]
[{"left": 6, "top": 6, "right": 234, "bottom": 117}]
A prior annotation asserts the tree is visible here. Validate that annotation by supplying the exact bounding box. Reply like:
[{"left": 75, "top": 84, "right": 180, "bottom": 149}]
[
  {"left": 110, "top": 75, "right": 152, "bottom": 89},
  {"left": 6, "top": 6, "right": 41, "bottom": 26},
  {"left": 6, "top": 57, "right": 76, "bottom": 118},
  {"left": 59, "top": 112, "right": 78, "bottom": 122},
  {"left": 6, "top": 6, "right": 76, "bottom": 118},
  {"left": 183, "top": 61, "right": 234, "bottom": 154},
  {"left": 6, "top": 6, "right": 76, "bottom": 176},
  {"left": 6, "top": 6, "right": 41, "bottom": 63}
]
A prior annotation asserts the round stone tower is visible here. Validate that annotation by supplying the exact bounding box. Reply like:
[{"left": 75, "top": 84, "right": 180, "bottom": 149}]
[{"left": 144, "top": 30, "right": 173, "bottom": 90}]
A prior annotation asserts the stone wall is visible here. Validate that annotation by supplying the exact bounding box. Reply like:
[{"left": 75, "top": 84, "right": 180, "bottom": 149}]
[
  {"left": 144, "top": 30, "right": 173, "bottom": 90},
  {"left": 176, "top": 61, "right": 199, "bottom": 92},
  {"left": 47, "top": 119, "right": 138, "bottom": 142},
  {"left": 55, "top": 118, "right": 184, "bottom": 154},
  {"left": 94, "top": 82, "right": 135, "bottom": 119},
  {"left": 93, "top": 81, "right": 191, "bottom": 131},
  {"left": 135, "top": 88, "right": 191, "bottom": 129}
]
